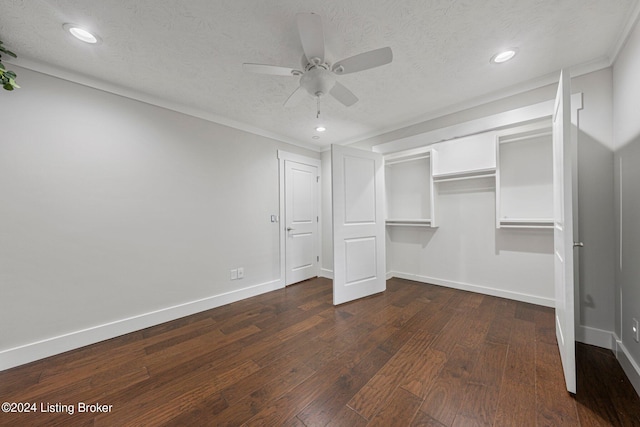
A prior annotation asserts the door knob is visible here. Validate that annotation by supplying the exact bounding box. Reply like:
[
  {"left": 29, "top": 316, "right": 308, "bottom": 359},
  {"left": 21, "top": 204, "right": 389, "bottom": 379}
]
[
  {"left": 287, "top": 227, "right": 295, "bottom": 232},
  {"left": 573, "top": 242, "right": 584, "bottom": 248}
]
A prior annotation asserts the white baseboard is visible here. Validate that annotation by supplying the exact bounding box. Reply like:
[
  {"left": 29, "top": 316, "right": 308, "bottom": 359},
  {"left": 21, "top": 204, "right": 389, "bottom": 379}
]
[
  {"left": 319, "top": 268, "right": 333, "bottom": 279},
  {"left": 614, "top": 334, "right": 640, "bottom": 397},
  {"left": 0, "top": 279, "right": 283, "bottom": 372},
  {"left": 576, "top": 325, "right": 615, "bottom": 350},
  {"left": 388, "top": 271, "right": 555, "bottom": 307}
]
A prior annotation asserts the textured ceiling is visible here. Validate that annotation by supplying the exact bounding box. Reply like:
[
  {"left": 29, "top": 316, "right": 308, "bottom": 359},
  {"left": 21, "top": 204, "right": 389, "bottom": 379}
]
[{"left": 1, "top": 0, "right": 638, "bottom": 150}]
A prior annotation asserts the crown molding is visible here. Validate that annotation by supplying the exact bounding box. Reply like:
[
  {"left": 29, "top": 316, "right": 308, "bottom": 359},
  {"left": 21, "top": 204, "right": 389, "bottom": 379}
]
[
  {"left": 7, "top": 57, "right": 322, "bottom": 153},
  {"left": 6, "top": 31, "right": 627, "bottom": 155},
  {"left": 341, "top": 56, "right": 611, "bottom": 149},
  {"left": 608, "top": 0, "right": 640, "bottom": 65}
]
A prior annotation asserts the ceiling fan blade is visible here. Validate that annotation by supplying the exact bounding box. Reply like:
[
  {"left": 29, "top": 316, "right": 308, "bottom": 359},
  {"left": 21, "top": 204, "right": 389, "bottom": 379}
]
[
  {"left": 332, "top": 47, "right": 393, "bottom": 75},
  {"left": 243, "top": 63, "right": 301, "bottom": 76},
  {"left": 284, "top": 86, "right": 308, "bottom": 108},
  {"left": 296, "top": 13, "right": 325, "bottom": 64},
  {"left": 330, "top": 82, "right": 358, "bottom": 107}
]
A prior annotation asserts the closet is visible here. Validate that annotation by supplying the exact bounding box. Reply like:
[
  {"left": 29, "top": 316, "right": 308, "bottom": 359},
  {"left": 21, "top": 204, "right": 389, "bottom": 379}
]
[
  {"left": 384, "top": 121, "right": 553, "bottom": 233},
  {"left": 384, "top": 147, "right": 436, "bottom": 227},
  {"left": 495, "top": 123, "right": 553, "bottom": 229}
]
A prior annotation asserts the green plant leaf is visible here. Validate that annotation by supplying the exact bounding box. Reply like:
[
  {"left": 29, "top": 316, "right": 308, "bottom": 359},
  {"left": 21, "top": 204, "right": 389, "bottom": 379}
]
[
  {"left": 0, "top": 43, "right": 17, "bottom": 58},
  {"left": 0, "top": 40, "right": 19, "bottom": 90}
]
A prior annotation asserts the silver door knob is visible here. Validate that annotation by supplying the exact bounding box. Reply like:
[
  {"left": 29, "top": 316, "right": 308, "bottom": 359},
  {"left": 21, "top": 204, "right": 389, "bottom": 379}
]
[
  {"left": 287, "top": 227, "right": 295, "bottom": 231},
  {"left": 573, "top": 242, "right": 584, "bottom": 248}
]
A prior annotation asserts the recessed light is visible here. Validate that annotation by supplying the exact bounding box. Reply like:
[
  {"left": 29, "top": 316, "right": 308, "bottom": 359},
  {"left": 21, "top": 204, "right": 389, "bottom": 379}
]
[
  {"left": 490, "top": 48, "right": 518, "bottom": 64},
  {"left": 312, "top": 136, "right": 320, "bottom": 140},
  {"left": 63, "top": 24, "right": 101, "bottom": 44},
  {"left": 315, "top": 126, "right": 326, "bottom": 132}
]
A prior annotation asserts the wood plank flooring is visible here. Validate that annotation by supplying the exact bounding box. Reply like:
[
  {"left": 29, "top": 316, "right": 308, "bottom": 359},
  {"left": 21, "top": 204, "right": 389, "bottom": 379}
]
[{"left": 1, "top": 277, "right": 639, "bottom": 426}]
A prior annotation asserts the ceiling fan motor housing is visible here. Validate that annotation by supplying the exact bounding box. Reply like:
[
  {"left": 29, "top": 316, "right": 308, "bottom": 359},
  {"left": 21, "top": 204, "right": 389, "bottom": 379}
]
[{"left": 300, "top": 66, "right": 336, "bottom": 97}]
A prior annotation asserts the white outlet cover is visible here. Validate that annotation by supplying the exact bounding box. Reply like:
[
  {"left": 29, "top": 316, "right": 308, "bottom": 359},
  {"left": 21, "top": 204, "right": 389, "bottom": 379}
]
[
  {"left": 237, "top": 267, "right": 244, "bottom": 279},
  {"left": 230, "top": 269, "right": 238, "bottom": 280},
  {"left": 633, "top": 318, "right": 639, "bottom": 343}
]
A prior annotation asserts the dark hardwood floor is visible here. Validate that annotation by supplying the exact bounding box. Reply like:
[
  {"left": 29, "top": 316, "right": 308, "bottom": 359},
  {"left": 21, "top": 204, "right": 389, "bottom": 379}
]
[{"left": 1, "top": 277, "right": 639, "bottom": 426}]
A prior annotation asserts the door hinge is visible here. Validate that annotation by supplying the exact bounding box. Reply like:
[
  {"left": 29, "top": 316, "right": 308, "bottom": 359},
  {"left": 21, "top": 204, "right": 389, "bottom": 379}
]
[
  {"left": 317, "top": 216, "right": 319, "bottom": 222},
  {"left": 317, "top": 255, "right": 319, "bottom": 262},
  {"left": 317, "top": 176, "right": 320, "bottom": 183}
]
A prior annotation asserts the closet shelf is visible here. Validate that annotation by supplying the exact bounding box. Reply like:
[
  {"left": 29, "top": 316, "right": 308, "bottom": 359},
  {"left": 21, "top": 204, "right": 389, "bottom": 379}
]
[
  {"left": 432, "top": 168, "right": 496, "bottom": 183},
  {"left": 499, "top": 218, "right": 554, "bottom": 229},
  {"left": 385, "top": 219, "right": 432, "bottom": 227}
]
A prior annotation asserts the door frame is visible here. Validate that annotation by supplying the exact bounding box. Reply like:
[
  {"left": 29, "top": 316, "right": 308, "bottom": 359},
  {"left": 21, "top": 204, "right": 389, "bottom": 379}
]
[{"left": 278, "top": 150, "right": 321, "bottom": 288}]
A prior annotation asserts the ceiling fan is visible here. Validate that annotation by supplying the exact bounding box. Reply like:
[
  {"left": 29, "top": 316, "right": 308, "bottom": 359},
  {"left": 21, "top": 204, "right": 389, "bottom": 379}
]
[{"left": 243, "top": 12, "right": 393, "bottom": 108}]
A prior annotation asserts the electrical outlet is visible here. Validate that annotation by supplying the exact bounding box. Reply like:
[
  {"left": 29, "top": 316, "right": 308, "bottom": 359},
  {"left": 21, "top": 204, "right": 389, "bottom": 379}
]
[
  {"left": 237, "top": 267, "right": 244, "bottom": 279},
  {"left": 633, "top": 318, "right": 639, "bottom": 343},
  {"left": 230, "top": 269, "right": 238, "bottom": 280}
]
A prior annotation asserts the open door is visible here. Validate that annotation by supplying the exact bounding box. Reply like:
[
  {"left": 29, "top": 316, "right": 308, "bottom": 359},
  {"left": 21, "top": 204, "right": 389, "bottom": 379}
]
[
  {"left": 553, "top": 70, "right": 577, "bottom": 394},
  {"left": 331, "top": 144, "right": 386, "bottom": 305}
]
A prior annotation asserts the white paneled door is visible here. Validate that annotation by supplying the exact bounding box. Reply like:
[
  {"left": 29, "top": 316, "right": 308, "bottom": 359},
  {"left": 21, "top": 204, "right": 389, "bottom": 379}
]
[
  {"left": 553, "top": 70, "right": 577, "bottom": 394},
  {"left": 331, "top": 145, "right": 386, "bottom": 305},
  {"left": 285, "top": 160, "right": 319, "bottom": 285}
]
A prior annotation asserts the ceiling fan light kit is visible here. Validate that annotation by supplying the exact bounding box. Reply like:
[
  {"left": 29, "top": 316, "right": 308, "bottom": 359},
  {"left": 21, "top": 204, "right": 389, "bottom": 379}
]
[
  {"left": 243, "top": 12, "right": 393, "bottom": 109},
  {"left": 300, "top": 65, "right": 335, "bottom": 98}
]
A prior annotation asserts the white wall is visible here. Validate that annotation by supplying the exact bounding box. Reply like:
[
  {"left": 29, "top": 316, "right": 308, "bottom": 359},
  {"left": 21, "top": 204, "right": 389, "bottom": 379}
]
[
  {"left": 0, "top": 66, "right": 318, "bottom": 369},
  {"left": 613, "top": 16, "right": 640, "bottom": 393}
]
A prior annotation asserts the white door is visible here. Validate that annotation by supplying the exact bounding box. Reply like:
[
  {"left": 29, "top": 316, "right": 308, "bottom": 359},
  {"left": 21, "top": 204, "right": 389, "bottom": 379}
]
[
  {"left": 553, "top": 70, "right": 577, "bottom": 394},
  {"left": 285, "top": 160, "right": 319, "bottom": 285},
  {"left": 331, "top": 144, "right": 386, "bottom": 305}
]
